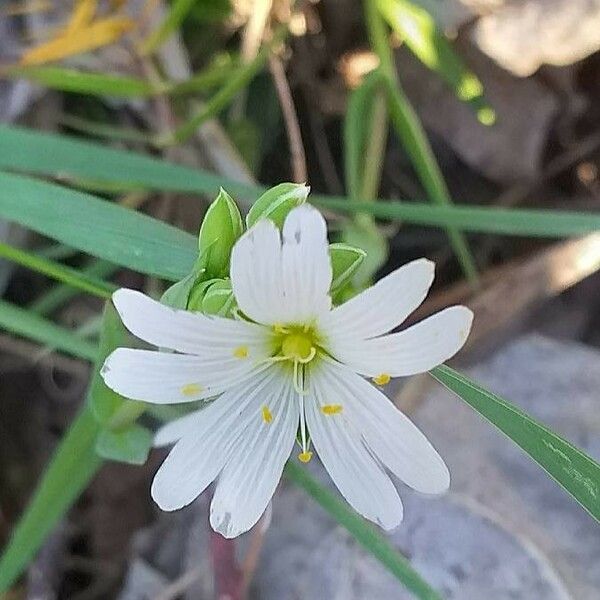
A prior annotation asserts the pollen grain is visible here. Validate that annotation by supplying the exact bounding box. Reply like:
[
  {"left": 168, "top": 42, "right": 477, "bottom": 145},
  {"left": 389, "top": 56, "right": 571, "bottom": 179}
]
[
  {"left": 233, "top": 345, "right": 249, "bottom": 359},
  {"left": 181, "top": 383, "right": 202, "bottom": 397},
  {"left": 321, "top": 404, "right": 343, "bottom": 415},
  {"left": 372, "top": 373, "right": 391, "bottom": 386},
  {"left": 261, "top": 405, "right": 273, "bottom": 424}
]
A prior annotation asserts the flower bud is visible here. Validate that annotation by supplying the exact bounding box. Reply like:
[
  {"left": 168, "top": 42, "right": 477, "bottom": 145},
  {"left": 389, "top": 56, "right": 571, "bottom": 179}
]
[
  {"left": 198, "top": 188, "right": 244, "bottom": 278},
  {"left": 160, "top": 272, "right": 198, "bottom": 309},
  {"left": 246, "top": 183, "right": 309, "bottom": 229},
  {"left": 329, "top": 243, "right": 366, "bottom": 296},
  {"left": 186, "top": 278, "right": 220, "bottom": 312},
  {"left": 201, "top": 279, "right": 236, "bottom": 317}
]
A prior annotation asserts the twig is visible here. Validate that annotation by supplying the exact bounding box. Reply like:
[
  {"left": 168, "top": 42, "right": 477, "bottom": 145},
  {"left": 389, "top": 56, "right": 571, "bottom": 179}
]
[
  {"left": 210, "top": 529, "right": 244, "bottom": 600},
  {"left": 269, "top": 54, "right": 307, "bottom": 183},
  {"left": 240, "top": 504, "right": 272, "bottom": 597}
]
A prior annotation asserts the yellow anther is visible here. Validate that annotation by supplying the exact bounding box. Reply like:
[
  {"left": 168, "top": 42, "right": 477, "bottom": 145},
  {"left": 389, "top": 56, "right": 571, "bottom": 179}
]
[
  {"left": 261, "top": 405, "right": 273, "bottom": 424},
  {"left": 181, "top": 383, "right": 202, "bottom": 397},
  {"left": 298, "top": 451, "right": 313, "bottom": 463},
  {"left": 233, "top": 345, "right": 248, "bottom": 359},
  {"left": 321, "top": 404, "right": 343, "bottom": 415},
  {"left": 273, "top": 323, "right": 289, "bottom": 334},
  {"left": 372, "top": 373, "right": 391, "bottom": 386}
]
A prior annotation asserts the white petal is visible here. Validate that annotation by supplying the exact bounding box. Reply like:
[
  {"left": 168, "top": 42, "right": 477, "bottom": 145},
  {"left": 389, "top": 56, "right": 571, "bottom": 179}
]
[
  {"left": 317, "top": 360, "right": 449, "bottom": 494},
  {"left": 210, "top": 375, "right": 298, "bottom": 538},
  {"left": 280, "top": 204, "right": 332, "bottom": 323},
  {"left": 154, "top": 411, "right": 202, "bottom": 447},
  {"left": 112, "top": 288, "right": 268, "bottom": 355},
  {"left": 151, "top": 368, "right": 281, "bottom": 511},
  {"left": 101, "top": 348, "right": 268, "bottom": 404},
  {"left": 230, "top": 205, "right": 331, "bottom": 325},
  {"left": 319, "top": 258, "right": 434, "bottom": 341},
  {"left": 304, "top": 367, "right": 404, "bottom": 530},
  {"left": 329, "top": 306, "right": 473, "bottom": 377}
]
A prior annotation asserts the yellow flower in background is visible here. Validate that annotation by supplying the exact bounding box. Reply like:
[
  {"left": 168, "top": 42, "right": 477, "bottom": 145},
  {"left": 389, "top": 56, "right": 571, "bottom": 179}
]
[{"left": 20, "top": 0, "right": 134, "bottom": 66}]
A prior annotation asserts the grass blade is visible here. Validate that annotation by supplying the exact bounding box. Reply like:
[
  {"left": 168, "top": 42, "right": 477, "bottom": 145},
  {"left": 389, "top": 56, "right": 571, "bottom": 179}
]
[
  {"left": 431, "top": 365, "right": 600, "bottom": 523},
  {"left": 0, "top": 171, "right": 197, "bottom": 281},
  {"left": 0, "top": 407, "right": 102, "bottom": 592},
  {"left": 285, "top": 461, "right": 442, "bottom": 600},
  {"left": 364, "top": 0, "right": 479, "bottom": 285},
  {"left": 0, "top": 299, "right": 98, "bottom": 361},
  {"left": 140, "top": 0, "right": 198, "bottom": 55},
  {"left": 0, "top": 242, "right": 115, "bottom": 299},
  {"left": 376, "top": 0, "right": 494, "bottom": 124}
]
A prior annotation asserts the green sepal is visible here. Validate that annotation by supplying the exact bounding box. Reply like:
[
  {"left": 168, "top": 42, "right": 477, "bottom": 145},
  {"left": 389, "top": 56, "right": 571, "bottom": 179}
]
[
  {"left": 95, "top": 424, "right": 153, "bottom": 465},
  {"left": 341, "top": 218, "right": 388, "bottom": 287},
  {"left": 246, "top": 182, "right": 309, "bottom": 229},
  {"left": 90, "top": 302, "right": 145, "bottom": 428},
  {"left": 329, "top": 242, "right": 366, "bottom": 296},
  {"left": 160, "top": 271, "right": 199, "bottom": 309},
  {"left": 198, "top": 188, "right": 244, "bottom": 278},
  {"left": 201, "top": 279, "right": 236, "bottom": 316},
  {"left": 187, "top": 277, "right": 222, "bottom": 312}
]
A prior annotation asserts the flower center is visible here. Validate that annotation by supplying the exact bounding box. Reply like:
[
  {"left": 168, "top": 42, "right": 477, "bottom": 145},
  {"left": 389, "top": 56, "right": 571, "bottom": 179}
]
[{"left": 281, "top": 332, "right": 314, "bottom": 362}]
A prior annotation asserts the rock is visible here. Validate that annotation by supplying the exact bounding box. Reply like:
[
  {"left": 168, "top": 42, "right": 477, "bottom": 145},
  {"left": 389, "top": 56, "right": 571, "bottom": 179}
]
[
  {"left": 395, "top": 45, "right": 559, "bottom": 182},
  {"left": 471, "top": 0, "right": 600, "bottom": 76},
  {"left": 255, "top": 334, "right": 600, "bottom": 599}
]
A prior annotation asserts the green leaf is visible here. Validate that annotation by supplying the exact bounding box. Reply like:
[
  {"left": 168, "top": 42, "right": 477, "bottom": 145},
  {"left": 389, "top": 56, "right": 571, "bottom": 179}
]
[
  {"left": 285, "top": 461, "right": 442, "bottom": 600},
  {"left": 0, "top": 171, "right": 197, "bottom": 281},
  {"left": 377, "top": 0, "right": 494, "bottom": 124},
  {"left": 90, "top": 302, "right": 146, "bottom": 428},
  {"left": 0, "top": 407, "right": 102, "bottom": 592},
  {"left": 0, "top": 299, "right": 97, "bottom": 361},
  {"left": 0, "top": 241, "right": 115, "bottom": 300},
  {"left": 431, "top": 365, "right": 600, "bottom": 523},
  {"left": 140, "top": 0, "right": 200, "bottom": 54},
  {"left": 246, "top": 182, "right": 309, "bottom": 229},
  {"left": 5, "top": 66, "right": 159, "bottom": 98},
  {"left": 344, "top": 71, "right": 386, "bottom": 201},
  {"left": 329, "top": 242, "right": 367, "bottom": 294},
  {"left": 96, "top": 424, "right": 153, "bottom": 465}
]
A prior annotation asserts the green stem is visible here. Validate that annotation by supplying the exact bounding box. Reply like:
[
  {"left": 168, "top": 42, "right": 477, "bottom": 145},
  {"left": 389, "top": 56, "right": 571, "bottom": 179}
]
[
  {"left": 363, "top": 0, "right": 479, "bottom": 287},
  {"left": 284, "top": 462, "right": 442, "bottom": 600},
  {"left": 0, "top": 242, "right": 115, "bottom": 301},
  {"left": 0, "top": 407, "right": 102, "bottom": 592}
]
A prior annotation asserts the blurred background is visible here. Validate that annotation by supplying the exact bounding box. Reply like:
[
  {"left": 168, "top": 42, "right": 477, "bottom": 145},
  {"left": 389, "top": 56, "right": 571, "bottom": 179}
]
[{"left": 0, "top": 0, "right": 599, "bottom": 598}]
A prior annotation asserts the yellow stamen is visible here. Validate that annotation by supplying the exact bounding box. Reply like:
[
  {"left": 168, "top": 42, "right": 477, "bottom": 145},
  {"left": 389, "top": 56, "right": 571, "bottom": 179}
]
[
  {"left": 181, "top": 383, "right": 202, "bottom": 397},
  {"left": 233, "top": 345, "right": 248, "bottom": 359},
  {"left": 261, "top": 405, "right": 273, "bottom": 424},
  {"left": 273, "top": 323, "right": 289, "bottom": 334},
  {"left": 321, "top": 404, "right": 343, "bottom": 415},
  {"left": 372, "top": 373, "right": 391, "bottom": 386},
  {"left": 298, "top": 451, "right": 313, "bottom": 463}
]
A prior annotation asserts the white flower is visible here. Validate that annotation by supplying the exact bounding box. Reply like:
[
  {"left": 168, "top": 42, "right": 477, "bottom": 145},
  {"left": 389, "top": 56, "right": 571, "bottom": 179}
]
[{"left": 101, "top": 205, "right": 473, "bottom": 538}]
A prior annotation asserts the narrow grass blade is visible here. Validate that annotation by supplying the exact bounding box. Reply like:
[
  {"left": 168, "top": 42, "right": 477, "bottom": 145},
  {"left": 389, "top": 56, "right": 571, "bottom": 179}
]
[
  {"left": 431, "top": 365, "right": 600, "bottom": 523},
  {"left": 0, "top": 407, "right": 101, "bottom": 592},
  {"left": 0, "top": 241, "right": 115, "bottom": 300},
  {"left": 3, "top": 65, "right": 158, "bottom": 97},
  {"left": 285, "top": 462, "right": 442, "bottom": 600},
  {"left": 364, "top": 0, "right": 479, "bottom": 285},
  {"left": 0, "top": 171, "right": 197, "bottom": 281},
  {"left": 140, "top": 0, "right": 198, "bottom": 55},
  {"left": 376, "top": 0, "right": 494, "bottom": 124},
  {"left": 0, "top": 299, "right": 98, "bottom": 361}
]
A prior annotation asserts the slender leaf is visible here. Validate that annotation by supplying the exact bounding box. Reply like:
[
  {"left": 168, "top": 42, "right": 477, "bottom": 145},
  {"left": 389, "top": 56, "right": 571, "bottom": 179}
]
[
  {"left": 0, "top": 407, "right": 102, "bottom": 592},
  {"left": 285, "top": 461, "right": 442, "bottom": 600},
  {"left": 376, "top": 0, "right": 494, "bottom": 124},
  {"left": 0, "top": 299, "right": 97, "bottom": 361},
  {"left": 0, "top": 171, "right": 197, "bottom": 281},
  {"left": 0, "top": 241, "right": 115, "bottom": 300},
  {"left": 140, "top": 0, "right": 199, "bottom": 54},
  {"left": 431, "top": 365, "right": 600, "bottom": 523},
  {"left": 4, "top": 66, "right": 159, "bottom": 97},
  {"left": 364, "top": 0, "right": 479, "bottom": 285}
]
